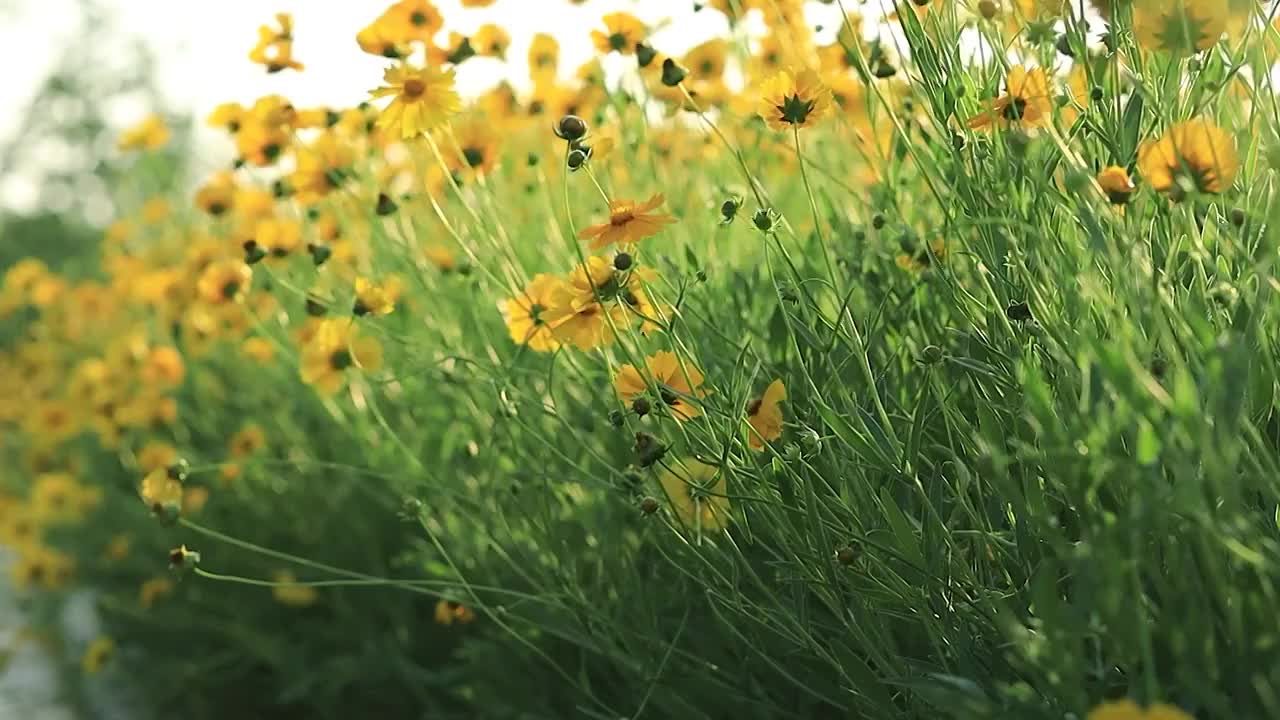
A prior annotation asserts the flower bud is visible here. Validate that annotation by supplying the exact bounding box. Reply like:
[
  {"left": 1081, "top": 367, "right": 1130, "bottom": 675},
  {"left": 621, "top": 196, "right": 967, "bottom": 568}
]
[
  {"left": 661, "top": 58, "right": 688, "bottom": 87},
  {"left": 554, "top": 115, "right": 588, "bottom": 142}
]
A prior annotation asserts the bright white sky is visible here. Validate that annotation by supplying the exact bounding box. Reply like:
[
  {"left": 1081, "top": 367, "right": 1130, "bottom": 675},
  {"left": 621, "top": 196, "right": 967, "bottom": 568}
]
[{"left": 1, "top": 0, "right": 840, "bottom": 212}]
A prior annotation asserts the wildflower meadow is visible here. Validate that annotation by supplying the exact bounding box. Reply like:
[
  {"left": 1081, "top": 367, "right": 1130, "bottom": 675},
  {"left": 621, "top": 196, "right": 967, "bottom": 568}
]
[{"left": 2, "top": 0, "right": 1279, "bottom": 718}]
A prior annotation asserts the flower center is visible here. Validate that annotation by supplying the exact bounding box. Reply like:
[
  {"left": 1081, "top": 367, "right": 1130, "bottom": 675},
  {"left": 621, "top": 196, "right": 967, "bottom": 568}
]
[
  {"left": 410, "top": 11, "right": 428, "bottom": 26},
  {"left": 221, "top": 281, "right": 240, "bottom": 300},
  {"left": 329, "top": 349, "right": 354, "bottom": 370},
  {"left": 608, "top": 32, "right": 627, "bottom": 51},
  {"left": 529, "top": 302, "right": 546, "bottom": 325},
  {"left": 463, "top": 147, "right": 485, "bottom": 167},
  {"left": 610, "top": 208, "right": 636, "bottom": 226},
  {"left": 402, "top": 78, "right": 427, "bottom": 100},
  {"left": 1002, "top": 97, "right": 1028, "bottom": 121}
]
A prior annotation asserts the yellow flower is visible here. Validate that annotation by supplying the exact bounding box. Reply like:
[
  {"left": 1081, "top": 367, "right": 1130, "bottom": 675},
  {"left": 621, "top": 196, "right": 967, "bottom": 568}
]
[
  {"left": 196, "top": 259, "right": 252, "bottom": 305},
  {"left": 1132, "top": 0, "right": 1228, "bottom": 56},
  {"left": 450, "top": 118, "right": 503, "bottom": 177},
  {"left": 299, "top": 319, "right": 384, "bottom": 396},
  {"left": 230, "top": 424, "right": 267, "bottom": 458},
  {"left": 461, "top": 0, "right": 495, "bottom": 5},
  {"left": 370, "top": 63, "right": 461, "bottom": 140},
  {"left": 117, "top": 114, "right": 170, "bottom": 151},
  {"left": 473, "top": 23, "right": 510, "bottom": 58},
  {"left": 747, "top": 380, "right": 787, "bottom": 450},
  {"left": 434, "top": 599, "right": 476, "bottom": 624},
  {"left": 142, "top": 346, "right": 185, "bottom": 388},
  {"left": 140, "top": 468, "right": 182, "bottom": 515},
  {"left": 542, "top": 256, "right": 651, "bottom": 351},
  {"left": 81, "top": 637, "right": 114, "bottom": 674},
  {"left": 1137, "top": 118, "right": 1238, "bottom": 197},
  {"left": 206, "top": 102, "right": 245, "bottom": 133},
  {"left": 577, "top": 194, "right": 677, "bottom": 249},
  {"left": 757, "top": 69, "right": 833, "bottom": 132},
  {"left": 501, "top": 274, "right": 564, "bottom": 352},
  {"left": 659, "top": 458, "right": 731, "bottom": 531},
  {"left": 272, "top": 570, "right": 319, "bottom": 607},
  {"left": 683, "top": 39, "right": 729, "bottom": 84},
  {"left": 1087, "top": 699, "right": 1193, "bottom": 720},
  {"left": 591, "top": 12, "right": 647, "bottom": 55},
  {"left": 528, "top": 33, "right": 560, "bottom": 81},
  {"left": 1097, "top": 166, "right": 1136, "bottom": 205},
  {"left": 967, "top": 65, "right": 1053, "bottom": 131},
  {"left": 242, "top": 337, "right": 276, "bottom": 364},
  {"left": 248, "top": 12, "right": 304, "bottom": 73},
  {"left": 139, "top": 577, "right": 174, "bottom": 608},
  {"left": 353, "top": 277, "right": 397, "bottom": 317},
  {"left": 614, "top": 351, "right": 707, "bottom": 421}
]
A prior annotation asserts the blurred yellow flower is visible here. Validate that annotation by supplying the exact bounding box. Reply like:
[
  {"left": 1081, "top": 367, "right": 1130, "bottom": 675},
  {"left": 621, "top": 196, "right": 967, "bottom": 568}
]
[
  {"left": 614, "top": 351, "right": 707, "bottom": 421},
  {"left": 747, "top": 380, "right": 787, "bottom": 450},
  {"left": 82, "top": 637, "right": 115, "bottom": 674},
  {"left": 757, "top": 69, "right": 833, "bottom": 132},
  {"left": 272, "top": 570, "right": 319, "bottom": 607},
  {"left": 370, "top": 63, "right": 461, "bottom": 140},
  {"left": 967, "top": 65, "right": 1052, "bottom": 131},
  {"left": 1137, "top": 118, "right": 1238, "bottom": 197},
  {"left": 659, "top": 458, "right": 731, "bottom": 531},
  {"left": 1087, "top": 699, "right": 1192, "bottom": 720},
  {"left": 117, "top": 114, "right": 170, "bottom": 152}
]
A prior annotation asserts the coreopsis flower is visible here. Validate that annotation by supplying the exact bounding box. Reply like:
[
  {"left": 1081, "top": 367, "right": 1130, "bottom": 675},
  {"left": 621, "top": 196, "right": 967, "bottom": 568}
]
[
  {"left": 577, "top": 195, "right": 677, "bottom": 249},
  {"left": 385, "top": 0, "right": 444, "bottom": 42},
  {"left": 229, "top": 424, "right": 267, "bottom": 458},
  {"left": 591, "top": 12, "right": 646, "bottom": 55},
  {"left": 473, "top": 23, "right": 510, "bottom": 58},
  {"left": 434, "top": 599, "right": 476, "bottom": 624},
  {"left": 746, "top": 380, "right": 786, "bottom": 450},
  {"left": 290, "top": 133, "right": 354, "bottom": 203},
  {"left": 757, "top": 69, "right": 833, "bottom": 132},
  {"left": 683, "top": 39, "right": 729, "bottom": 85},
  {"left": 255, "top": 217, "right": 304, "bottom": 258},
  {"left": 370, "top": 63, "right": 461, "bottom": 139},
  {"left": 192, "top": 171, "right": 235, "bottom": 215},
  {"left": 528, "top": 33, "right": 560, "bottom": 81},
  {"left": 139, "top": 577, "right": 174, "bottom": 608},
  {"left": 1137, "top": 118, "right": 1238, "bottom": 197},
  {"left": 299, "top": 319, "right": 383, "bottom": 395},
  {"left": 544, "top": 256, "right": 630, "bottom": 350},
  {"left": 1087, "top": 699, "right": 1192, "bottom": 720},
  {"left": 117, "top": 114, "right": 170, "bottom": 152},
  {"left": 614, "top": 350, "right": 708, "bottom": 421},
  {"left": 1132, "top": 0, "right": 1227, "bottom": 56},
  {"left": 450, "top": 119, "right": 503, "bottom": 177},
  {"left": 353, "top": 277, "right": 397, "bottom": 316},
  {"left": 1097, "top": 166, "right": 1136, "bottom": 205},
  {"left": 142, "top": 346, "right": 185, "bottom": 388},
  {"left": 248, "top": 12, "right": 304, "bottom": 73},
  {"left": 461, "top": 0, "right": 496, "bottom": 6},
  {"left": 272, "top": 570, "right": 318, "bottom": 607},
  {"left": 659, "top": 458, "right": 731, "bottom": 531},
  {"left": 357, "top": 17, "right": 409, "bottom": 59},
  {"left": 138, "top": 442, "right": 178, "bottom": 473},
  {"left": 967, "top": 65, "right": 1053, "bottom": 131},
  {"left": 196, "top": 260, "right": 252, "bottom": 304},
  {"left": 501, "top": 274, "right": 563, "bottom": 352},
  {"left": 81, "top": 637, "right": 114, "bottom": 674},
  {"left": 139, "top": 468, "right": 182, "bottom": 516},
  {"left": 895, "top": 238, "right": 948, "bottom": 273},
  {"left": 206, "top": 102, "right": 245, "bottom": 133}
]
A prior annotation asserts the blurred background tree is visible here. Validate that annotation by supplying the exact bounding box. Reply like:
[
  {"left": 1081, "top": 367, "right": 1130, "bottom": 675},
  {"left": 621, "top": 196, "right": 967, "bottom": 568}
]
[{"left": 0, "top": 0, "right": 188, "bottom": 274}]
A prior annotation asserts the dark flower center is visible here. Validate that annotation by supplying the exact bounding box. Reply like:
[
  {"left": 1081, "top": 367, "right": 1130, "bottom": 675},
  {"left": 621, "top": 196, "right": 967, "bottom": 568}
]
[
  {"left": 1002, "top": 97, "right": 1028, "bottom": 121},
  {"left": 330, "top": 349, "right": 354, "bottom": 370},
  {"left": 221, "top": 281, "right": 240, "bottom": 300},
  {"left": 659, "top": 387, "right": 679, "bottom": 406},
  {"left": 410, "top": 11, "right": 428, "bottom": 26},
  {"left": 608, "top": 32, "right": 627, "bottom": 51},
  {"left": 463, "top": 147, "right": 485, "bottom": 167},
  {"left": 402, "top": 78, "right": 427, "bottom": 100},
  {"left": 529, "top": 302, "right": 546, "bottom": 324}
]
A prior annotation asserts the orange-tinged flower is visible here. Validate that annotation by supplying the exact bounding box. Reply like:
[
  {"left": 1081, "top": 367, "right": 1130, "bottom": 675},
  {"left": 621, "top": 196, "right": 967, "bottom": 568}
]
[
  {"left": 659, "top": 458, "right": 731, "bottom": 531},
  {"left": 614, "top": 350, "right": 707, "bottom": 421},
  {"left": 370, "top": 64, "right": 461, "bottom": 140},
  {"left": 746, "top": 380, "right": 786, "bottom": 450},
  {"left": 757, "top": 69, "right": 833, "bottom": 132},
  {"left": 577, "top": 194, "right": 677, "bottom": 249},
  {"left": 1137, "top": 118, "right": 1238, "bottom": 197},
  {"left": 967, "top": 65, "right": 1053, "bottom": 130},
  {"left": 473, "top": 23, "right": 510, "bottom": 58},
  {"left": 1097, "top": 166, "right": 1136, "bottom": 205}
]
